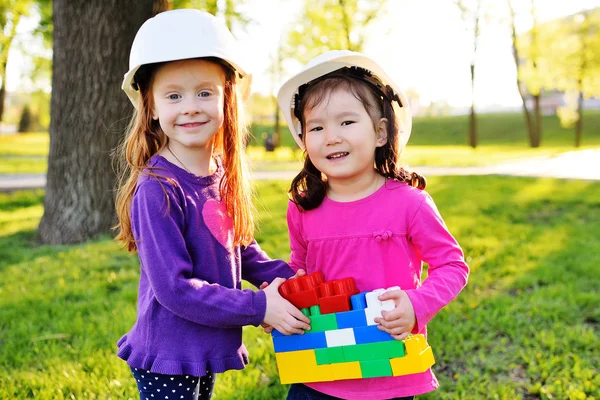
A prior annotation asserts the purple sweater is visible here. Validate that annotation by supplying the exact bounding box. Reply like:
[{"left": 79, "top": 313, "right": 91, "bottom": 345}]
[{"left": 117, "top": 155, "right": 294, "bottom": 376}]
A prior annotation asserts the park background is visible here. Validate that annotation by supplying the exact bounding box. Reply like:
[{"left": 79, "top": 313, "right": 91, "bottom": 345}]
[{"left": 1, "top": 0, "right": 599, "bottom": 399}]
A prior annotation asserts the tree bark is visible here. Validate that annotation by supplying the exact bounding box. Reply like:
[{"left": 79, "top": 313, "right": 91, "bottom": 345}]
[
  {"left": 508, "top": 0, "right": 535, "bottom": 148},
  {"left": 38, "top": 0, "right": 156, "bottom": 244},
  {"left": 469, "top": 63, "right": 477, "bottom": 148},
  {"left": 532, "top": 94, "right": 541, "bottom": 148},
  {"left": 575, "top": 90, "right": 583, "bottom": 148},
  {"left": 0, "top": 76, "right": 5, "bottom": 123}
]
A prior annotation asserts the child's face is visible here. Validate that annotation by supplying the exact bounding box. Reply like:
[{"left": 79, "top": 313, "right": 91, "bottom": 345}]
[
  {"left": 303, "top": 87, "right": 387, "bottom": 183},
  {"left": 151, "top": 59, "right": 225, "bottom": 154}
]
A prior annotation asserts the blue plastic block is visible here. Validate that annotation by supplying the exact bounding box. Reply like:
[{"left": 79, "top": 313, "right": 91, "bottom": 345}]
[
  {"left": 353, "top": 325, "right": 394, "bottom": 344},
  {"left": 272, "top": 331, "right": 328, "bottom": 352},
  {"left": 335, "top": 309, "right": 367, "bottom": 329},
  {"left": 350, "top": 292, "right": 368, "bottom": 310},
  {"left": 271, "top": 330, "right": 284, "bottom": 337}
]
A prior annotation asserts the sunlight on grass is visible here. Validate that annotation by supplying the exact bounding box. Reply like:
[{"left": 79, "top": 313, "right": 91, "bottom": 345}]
[
  {"left": 1, "top": 179, "right": 599, "bottom": 399},
  {"left": 0, "top": 132, "right": 49, "bottom": 156}
]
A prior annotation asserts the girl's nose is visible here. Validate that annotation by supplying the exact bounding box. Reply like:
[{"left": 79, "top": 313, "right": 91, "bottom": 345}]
[
  {"left": 182, "top": 97, "right": 202, "bottom": 115},
  {"left": 324, "top": 127, "right": 342, "bottom": 145}
]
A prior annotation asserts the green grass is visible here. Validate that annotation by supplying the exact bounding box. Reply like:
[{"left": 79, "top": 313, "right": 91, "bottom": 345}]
[
  {"left": 1, "top": 178, "right": 599, "bottom": 399},
  {"left": 0, "top": 132, "right": 49, "bottom": 156},
  {"left": 2, "top": 111, "right": 599, "bottom": 173}
]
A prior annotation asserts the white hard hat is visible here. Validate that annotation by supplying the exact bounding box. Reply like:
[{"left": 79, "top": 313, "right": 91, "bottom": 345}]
[
  {"left": 277, "top": 50, "right": 411, "bottom": 149},
  {"left": 122, "top": 9, "right": 252, "bottom": 107}
]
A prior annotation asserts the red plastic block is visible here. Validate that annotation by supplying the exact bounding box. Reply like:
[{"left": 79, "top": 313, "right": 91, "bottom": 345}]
[
  {"left": 279, "top": 271, "right": 325, "bottom": 309},
  {"left": 318, "top": 278, "right": 360, "bottom": 314}
]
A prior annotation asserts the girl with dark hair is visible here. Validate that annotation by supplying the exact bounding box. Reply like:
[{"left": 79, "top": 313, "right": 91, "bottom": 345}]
[{"left": 276, "top": 50, "right": 470, "bottom": 400}]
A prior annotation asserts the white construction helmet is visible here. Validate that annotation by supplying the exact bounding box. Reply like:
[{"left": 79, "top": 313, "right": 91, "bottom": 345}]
[
  {"left": 277, "top": 50, "right": 411, "bottom": 149},
  {"left": 122, "top": 9, "right": 252, "bottom": 107}
]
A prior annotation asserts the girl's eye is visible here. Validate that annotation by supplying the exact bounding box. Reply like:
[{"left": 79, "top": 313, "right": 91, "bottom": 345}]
[
  {"left": 199, "top": 91, "right": 211, "bottom": 98},
  {"left": 309, "top": 126, "right": 323, "bottom": 132},
  {"left": 341, "top": 121, "right": 355, "bottom": 126},
  {"left": 168, "top": 94, "right": 181, "bottom": 100}
]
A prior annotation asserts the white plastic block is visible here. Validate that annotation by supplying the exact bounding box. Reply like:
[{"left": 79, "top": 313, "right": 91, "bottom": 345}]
[
  {"left": 364, "top": 286, "right": 401, "bottom": 325},
  {"left": 325, "top": 328, "right": 356, "bottom": 347}
]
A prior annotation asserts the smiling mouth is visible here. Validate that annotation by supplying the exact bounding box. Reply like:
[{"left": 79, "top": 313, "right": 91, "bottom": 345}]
[
  {"left": 326, "top": 152, "right": 349, "bottom": 160},
  {"left": 178, "top": 122, "right": 207, "bottom": 128}
]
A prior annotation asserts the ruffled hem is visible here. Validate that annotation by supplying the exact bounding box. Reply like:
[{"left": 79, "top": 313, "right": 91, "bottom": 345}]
[{"left": 116, "top": 336, "right": 249, "bottom": 376}]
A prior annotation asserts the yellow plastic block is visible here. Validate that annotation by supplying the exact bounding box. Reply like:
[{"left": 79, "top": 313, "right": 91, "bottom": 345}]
[
  {"left": 330, "top": 361, "right": 362, "bottom": 381},
  {"left": 275, "top": 350, "right": 334, "bottom": 384},
  {"left": 390, "top": 334, "right": 435, "bottom": 376},
  {"left": 275, "top": 349, "right": 364, "bottom": 384}
]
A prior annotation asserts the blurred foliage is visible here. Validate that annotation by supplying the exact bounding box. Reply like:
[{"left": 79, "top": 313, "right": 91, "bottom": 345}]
[
  {"left": 171, "top": 0, "right": 249, "bottom": 31},
  {"left": 518, "top": 7, "right": 600, "bottom": 105},
  {"left": 284, "top": 0, "right": 387, "bottom": 63}
]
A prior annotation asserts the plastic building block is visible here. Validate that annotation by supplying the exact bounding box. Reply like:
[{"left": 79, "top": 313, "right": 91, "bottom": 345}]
[
  {"left": 275, "top": 350, "right": 334, "bottom": 384},
  {"left": 365, "top": 286, "right": 400, "bottom": 325},
  {"left": 272, "top": 276, "right": 435, "bottom": 385},
  {"left": 273, "top": 331, "right": 327, "bottom": 352},
  {"left": 360, "top": 359, "right": 393, "bottom": 378},
  {"left": 389, "top": 335, "right": 435, "bottom": 376},
  {"left": 343, "top": 340, "right": 405, "bottom": 362},
  {"left": 315, "top": 347, "right": 345, "bottom": 365},
  {"left": 330, "top": 361, "right": 362, "bottom": 381},
  {"left": 350, "top": 292, "right": 368, "bottom": 310},
  {"left": 309, "top": 313, "right": 338, "bottom": 333},
  {"left": 325, "top": 328, "right": 356, "bottom": 347},
  {"left": 278, "top": 271, "right": 324, "bottom": 309},
  {"left": 353, "top": 325, "right": 394, "bottom": 344},
  {"left": 318, "top": 278, "right": 360, "bottom": 314},
  {"left": 335, "top": 309, "right": 367, "bottom": 329}
]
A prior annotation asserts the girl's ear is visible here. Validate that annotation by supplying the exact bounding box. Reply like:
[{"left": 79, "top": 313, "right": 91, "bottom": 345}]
[{"left": 376, "top": 118, "right": 388, "bottom": 147}]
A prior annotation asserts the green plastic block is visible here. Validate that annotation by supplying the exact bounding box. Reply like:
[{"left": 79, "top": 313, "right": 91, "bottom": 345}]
[
  {"left": 309, "top": 313, "right": 338, "bottom": 332},
  {"left": 301, "top": 308, "right": 311, "bottom": 317},
  {"left": 343, "top": 340, "right": 406, "bottom": 362},
  {"left": 315, "top": 347, "right": 345, "bottom": 365},
  {"left": 309, "top": 305, "right": 321, "bottom": 316},
  {"left": 360, "top": 359, "right": 393, "bottom": 378}
]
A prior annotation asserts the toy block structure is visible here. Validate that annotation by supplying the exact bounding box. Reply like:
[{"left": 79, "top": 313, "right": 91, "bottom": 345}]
[{"left": 273, "top": 272, "right": 435, "bottom": 384}]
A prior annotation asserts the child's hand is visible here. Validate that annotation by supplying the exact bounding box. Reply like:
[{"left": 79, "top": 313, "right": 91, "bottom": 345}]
[
  {"left": 374, "top": 289, "right": 416, "bottom": 340},
  {"left": 258, "top": 281, "right": 274, "bottom": 334},
  {"left": 258, "top": 270, "right": 307, "bottom": 335},
  {"left": 291, "top": 268, "right": 306, "bottom": 279},
  {"left": 260, "top": 322, "right": 274, "bottom": 334},
  {"left": 262, "top": 278, "right": 311, "bottom": 335}
]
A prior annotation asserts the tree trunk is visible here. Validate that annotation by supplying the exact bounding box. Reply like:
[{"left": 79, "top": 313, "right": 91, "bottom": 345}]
[
  {"left": 575, "top": 90, "right": 583, "bottom": 148},
  {"left": 274, "top": 103, "right": 281, "bottom": 148},
  {"left": 468, "top": 63, "right": 477, "bottom": 148},
  {"left": 38, "top": 0, "right": 156, "bottom": 244},
  {"left": 0, "top": 76, "right": 5, "bottom": 123},
  {"left": 532, "top": 94, "right": 542, "bottom": 148},
  {"left": 508, "top": 1, "right": 536, "bottom": 148}
]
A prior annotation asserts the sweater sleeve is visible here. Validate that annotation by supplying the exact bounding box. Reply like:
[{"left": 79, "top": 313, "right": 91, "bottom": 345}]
[
  {"left": 241, "top": 240, "right": 294, "bottom": 288},
  {"left": 132, "top": 180, "right": 267, "bottom": 328},
  {"left": 286, "top": 201, "right": 307, "bottom": 273},
  {"left": 403, "top": 192, "right": 469, "bottom": 333}
]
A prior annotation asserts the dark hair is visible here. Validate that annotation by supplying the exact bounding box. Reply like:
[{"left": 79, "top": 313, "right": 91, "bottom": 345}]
[{"left": 289, "top": 70, "right": 426, "bottom": 211}]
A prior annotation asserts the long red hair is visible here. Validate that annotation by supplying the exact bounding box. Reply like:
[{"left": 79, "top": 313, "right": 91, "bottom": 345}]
[{"left": 114, "top": 58, "right": 254, "bottom": 251}]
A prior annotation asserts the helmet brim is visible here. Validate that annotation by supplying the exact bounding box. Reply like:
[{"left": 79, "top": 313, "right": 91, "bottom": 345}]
[{"left": 277, "top": 53, "right": 411, "bottom": 149}]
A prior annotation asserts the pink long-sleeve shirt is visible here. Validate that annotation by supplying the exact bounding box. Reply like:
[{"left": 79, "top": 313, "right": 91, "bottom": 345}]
[{"left": 286, "top": 179, "right": 469, "bottom": 399}]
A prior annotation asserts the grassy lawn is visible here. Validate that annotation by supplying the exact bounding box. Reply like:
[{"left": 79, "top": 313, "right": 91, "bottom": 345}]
[
  {"left": 1, "top": 178, "right": 599, "bottom": 399},
  {"left": 2, "top": 111, "right": 599, "bottom": 174}
]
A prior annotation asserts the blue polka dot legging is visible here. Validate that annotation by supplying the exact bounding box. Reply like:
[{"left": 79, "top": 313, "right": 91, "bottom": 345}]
[{"left": 131, "top": 367, "right": 215, "bottom": 400}]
